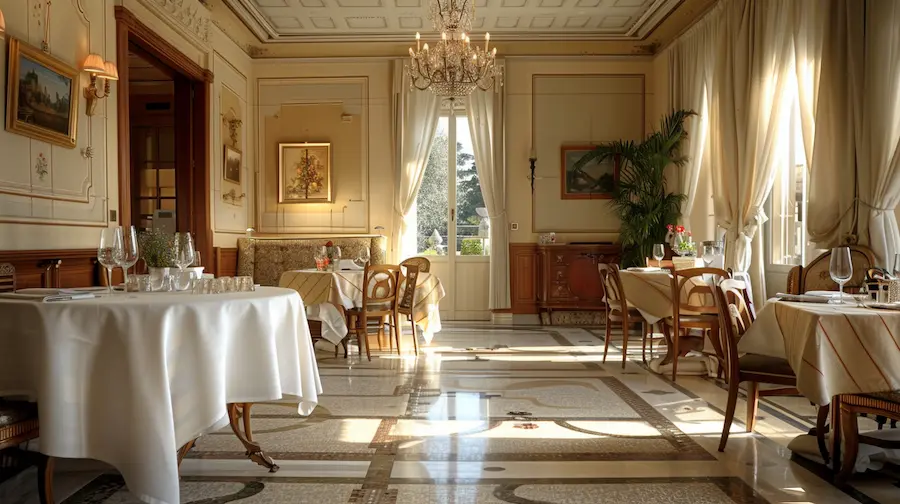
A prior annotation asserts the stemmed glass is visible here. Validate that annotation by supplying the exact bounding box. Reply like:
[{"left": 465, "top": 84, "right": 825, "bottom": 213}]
[
  {"left": 356, "top": 246, "right": 371, "bottom": 268},
  {"left": 174, "top": 233, "right": 196, "bottom": 286},
  {"left": 115, "top": 226, "right": 140, "bottom": 290},
  {"left": 892, "top": 253, "right": 900, "bottom": 279},
  {"left": 701, "top": 244, "right": 716, "bottom": 266},
  {"left": 98, "top": 228, "right": 121, "bottom": 294},
  {"left": 829, "top": 246, "right": 853, "bottom": 304},
  {"left": 652, "top": 243, "right": 665, "bottom": 268}
]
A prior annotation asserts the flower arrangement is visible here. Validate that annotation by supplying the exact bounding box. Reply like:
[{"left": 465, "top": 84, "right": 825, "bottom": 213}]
[
  {"left": 667, "top": 224, "right": 696, "bottom": 256},
  {"left": 139, "top": 229, "right": 176, "bottom": 268}
]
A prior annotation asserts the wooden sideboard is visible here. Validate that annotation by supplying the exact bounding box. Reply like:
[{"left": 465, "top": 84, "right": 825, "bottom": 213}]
[{"left": 537, "top": 244, "right": 620, "bottom": 320}]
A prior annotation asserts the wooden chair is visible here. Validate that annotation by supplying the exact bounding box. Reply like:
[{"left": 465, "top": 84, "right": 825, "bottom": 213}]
[
  {"left": 663, "top": 267, "right": 730, "bottom": 381},
  {"left": 786, "top": 245, "right": 875, "bottom": 294},
  {"left": 395, "top": 264, "right": 421, "bottom": 356},
  {"left": 835, "top": 392, "right": 900, "bottom": 482},
  {"left": 0, "top": 263, "right": 16, "bottom": 292},
  {"left": 712, "top": 279, "right": 799, "bottom": 452},
  {"left": 346, "top": 264, "right": 402, "bottom": 361},
  {"left": 400, "top": 256, "right": 431, "bottom": 273},
  {"left": 599, "top": 263, "right": 651, "bottom": 368},
  {"left": 0, "top": 400, "right": 54, "bottom": 502}
]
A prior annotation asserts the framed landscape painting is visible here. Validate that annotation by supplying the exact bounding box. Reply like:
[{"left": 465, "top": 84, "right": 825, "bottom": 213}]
[
  {"left": 560, "top": 145, "right": 618, "bottom": 200},
  {"left": 5, "top": 38, "right": 79, "bottom": 148},
  {"left": 278, "top": 142, "right": 332, "bottom": 203},
  {"left": 224, "top": 145, "right": 242, "bottom": 184}
]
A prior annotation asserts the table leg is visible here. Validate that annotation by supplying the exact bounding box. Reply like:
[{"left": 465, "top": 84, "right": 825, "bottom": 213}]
[{"left": 226, "top": 402, "right": 280, "bottom": 472}]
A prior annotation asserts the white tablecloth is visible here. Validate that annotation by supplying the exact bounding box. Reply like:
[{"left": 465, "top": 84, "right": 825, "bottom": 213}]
[
  {"left": 279, "top": 270, "right": 445, "bottom": 345},
  {"left": 739, "top": 300, "right": 900, "bottom": 406},
  {"left": 0, "top": 287, "right": 322, "bottom": 504}
]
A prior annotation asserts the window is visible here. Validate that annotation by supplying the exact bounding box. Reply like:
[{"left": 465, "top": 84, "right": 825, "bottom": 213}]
[{"left": 415, "top": 112, "right": 489, "bottom": 256}]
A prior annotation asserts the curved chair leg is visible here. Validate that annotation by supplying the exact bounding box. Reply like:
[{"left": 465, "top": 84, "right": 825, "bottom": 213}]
[
  {"left": 177, "top": 438, "right": 197, "bottom": 470},
  {"left": 602, "top": 316, "right": 613, "bottom": 363},
  {"left": 745, "top": 382, "right": 759, "bottom": 432},
  {"left": 719, "top": 378, "right": 740, "bottom": 452},
  {"left": 621, "top": 318, "right": 630, "bottom": 369},
  {"left": 671, "top": 329, "right": 679, "bottom": 382},
  {"left": 392, "top": 312, "right": 402, "bottom": 355},
  {"left": 838, "top": 403, "right": 859, "bottom": 483},
  {"left": 816, "top": 404, "right": 831, "bottom": 464},
  {"left": 410, "top": 317, "right": 419, "bottom": 356},
  {"left": 37, "top": 455, "right": 54, "bottom": 504}
]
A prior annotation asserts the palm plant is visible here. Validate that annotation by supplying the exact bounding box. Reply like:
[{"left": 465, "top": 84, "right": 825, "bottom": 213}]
[{"left": 573, "top": 109, "right": 695, "bottom": 268}]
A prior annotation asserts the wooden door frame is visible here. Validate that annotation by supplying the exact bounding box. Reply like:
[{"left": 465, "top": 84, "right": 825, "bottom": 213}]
[{"left": 115, "top": 6, "right": 213, "bottom": 269}]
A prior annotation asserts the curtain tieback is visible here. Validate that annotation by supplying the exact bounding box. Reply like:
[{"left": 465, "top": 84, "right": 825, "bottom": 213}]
[
  {"left": 731, "top": 208, "right": 768, "bottom": 273},
  {"left": 856, "top": 197, "right": 895, "bottom": 216}
]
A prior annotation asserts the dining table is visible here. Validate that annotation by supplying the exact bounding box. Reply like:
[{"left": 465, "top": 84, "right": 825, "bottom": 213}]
[
  {"left": 0, "top": 286, "right": 323, "bottom": 504},
  {"left": 278, "top": 268, "right": 446, "bottom": 346}
]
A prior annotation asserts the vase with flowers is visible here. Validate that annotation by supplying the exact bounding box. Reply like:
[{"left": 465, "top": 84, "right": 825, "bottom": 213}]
[
  {"left": 667, "top": 224, "right": 696, "bottom": 257},
  {"left": 323, "top": 241, "right": 341, "bottom": 271}
]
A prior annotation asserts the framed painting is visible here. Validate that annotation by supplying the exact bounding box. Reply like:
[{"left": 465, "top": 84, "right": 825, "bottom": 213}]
[
  {"left": 278, "top": 142, "right": 332, "bottom": 203},
  {"left": 223, "top": 145, "right": 242, "bottom": 184},
  {"left": 560, "top": 145, "right": 618, "bottom": 200},
  {"left": 5, "top": 38, "right": 79, "bottom": 148}
]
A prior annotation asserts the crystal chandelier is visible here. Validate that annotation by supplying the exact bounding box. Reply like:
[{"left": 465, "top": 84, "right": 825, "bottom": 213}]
[{"left": 406, "top": 0, "right": 501, "bottom": 98}]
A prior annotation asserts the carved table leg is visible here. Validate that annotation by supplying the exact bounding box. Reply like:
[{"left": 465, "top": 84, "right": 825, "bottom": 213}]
[{"left": 226, "top": 402, "right": 280, "bottom": 472}]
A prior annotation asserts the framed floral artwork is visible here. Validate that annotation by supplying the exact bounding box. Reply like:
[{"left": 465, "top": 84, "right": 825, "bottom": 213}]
[
  {"left": 5, "top": 38, "right": 79, "bottom": 148},
  {"left": 278, "top": 142, "right": 332, "bottom": 203}
]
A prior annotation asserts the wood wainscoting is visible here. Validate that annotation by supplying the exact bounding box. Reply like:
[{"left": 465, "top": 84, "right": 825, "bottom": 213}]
[
  {"left": 0, "top": 249, "right": 113, "bottom": 289},
  {"left": 214, "top": 247, "right": 238, "bottom": 277},
  {"left": 509, "top": 243, "right": 540, "bottom": 314}
]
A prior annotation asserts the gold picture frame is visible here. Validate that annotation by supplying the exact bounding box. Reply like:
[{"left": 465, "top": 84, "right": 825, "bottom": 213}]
[
  {"left": 278, "top": 142, "right": 332, "bottom": 203},
  {"left": 223, "top": 144, "right": 242, "bottom": 184},
  {"left": 5, "top": 38, "right": 79, "bottom": 148}
]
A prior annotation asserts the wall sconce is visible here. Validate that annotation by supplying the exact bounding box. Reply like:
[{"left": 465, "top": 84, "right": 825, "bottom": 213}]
[
  {"left": 222, "top": 188, "right": 246, "bottom": 204},
  {"left": 82, "top": 54, "right": 118, "bottom": 116},
  {"left": 528, "top": 148, "right": 537, "bottom": 193}
]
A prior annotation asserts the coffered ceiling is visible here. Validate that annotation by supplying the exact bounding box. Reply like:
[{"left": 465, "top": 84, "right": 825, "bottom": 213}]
[{"left": 223, "top": 0, "right": 687, "bottom": 43}]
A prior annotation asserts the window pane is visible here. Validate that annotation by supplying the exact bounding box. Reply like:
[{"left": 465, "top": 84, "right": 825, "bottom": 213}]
[
  {"left": 455, "top": 117, "right": 488, "bottom": 256},
  {"left": 770, "top": 96, "right": 807, "bottom": 266},
  {"left": 416, "top": 117, "right": 449, "bottom": 255}
]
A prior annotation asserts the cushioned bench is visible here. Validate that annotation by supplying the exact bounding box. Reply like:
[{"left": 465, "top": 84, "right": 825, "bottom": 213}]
[{"left": 237, "top": 236, "right": 387, "bottom": 286}]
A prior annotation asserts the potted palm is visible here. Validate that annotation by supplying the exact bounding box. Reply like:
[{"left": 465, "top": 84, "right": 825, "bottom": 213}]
[{"left": 573, "top": 109, "right": 694, "bottom": 268}]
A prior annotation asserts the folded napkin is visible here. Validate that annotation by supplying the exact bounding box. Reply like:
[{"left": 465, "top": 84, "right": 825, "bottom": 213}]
[
  {"left": 775, "top": 293, "right": 830, "bottom": 303},
  {"left": 626, "top": 267, "right": 663, "bottom": 272},
  {"left": 339, "top": 259, "right": 364, "bottom": 271},
  {"left": 0, "top": 289, "right": 96, "bottom": 303},
  {"left": 865, "top": 302, "right": 900, "bottom": 311}
]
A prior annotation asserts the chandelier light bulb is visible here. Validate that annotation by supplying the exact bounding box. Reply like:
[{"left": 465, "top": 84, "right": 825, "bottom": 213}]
[
  {"left": 409, "top": 47, "right": 415, "bottom": 57},
  {"left": 492, "top": 47, "right": 497, "bottom": 56},
  {"left": 465, "top": 36, "right": 470, "bottom": 44},
  {"left": 416, "top": 31, "right": 421, "bottom": 50},
  {"left": 485, "top": 32, "right": 490, "bottom": 50},
  {"left": 424, "top": 43, "right": 429, "bottom": 51},
  {"left": 442, "top": 32, "right": 447, "bottom": 40}
]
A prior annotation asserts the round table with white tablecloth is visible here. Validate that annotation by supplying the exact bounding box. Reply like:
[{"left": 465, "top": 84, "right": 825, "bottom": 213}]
[{"left": 0, "top": 287, "right": 322, "bottom": 504}]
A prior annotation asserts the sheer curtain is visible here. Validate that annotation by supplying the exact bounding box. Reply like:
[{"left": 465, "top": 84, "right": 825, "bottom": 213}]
[
  {"left": 709, "top": 0, "right": 795, "bottom": 306},
  {"left": 858, "top": 2, "right": 900, "bottom": 267},
  {"left": 794, "top": 0, "right": 863, "bottom": 249},
  {"left": 466, "top": 78, "right": 509, "bottom": 310},
  {"left": 668, "top": 8, "right": 719, "bottom": 232},
  {"left": 391, "top": 60, "right": 441, "bottom": 260}
]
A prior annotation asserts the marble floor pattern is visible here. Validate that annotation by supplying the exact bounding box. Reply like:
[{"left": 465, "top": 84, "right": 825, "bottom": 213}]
[{"left": 2, "top": 324, "right": 899, "bottom": 503}]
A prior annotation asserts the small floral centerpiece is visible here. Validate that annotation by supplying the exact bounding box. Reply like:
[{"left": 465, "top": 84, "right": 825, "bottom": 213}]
[
  {"left": 139, "top": 229, "right": 176, "bottom": 268},
  {"left": 326, "top": 241, "right": 342, "bottom": 271},
  {"left": 666, "top": 224, "right": 696, "bottom": 257}
]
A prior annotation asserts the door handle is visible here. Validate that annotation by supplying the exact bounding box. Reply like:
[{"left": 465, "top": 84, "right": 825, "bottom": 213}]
[{"left": 451, "top": 208, "right": 455, "bottom": 222}]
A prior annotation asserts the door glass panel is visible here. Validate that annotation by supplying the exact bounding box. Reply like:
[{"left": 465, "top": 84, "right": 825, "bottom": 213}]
[
  {"left": 416, "top": 117, "right": 450, "bottom": 255},
  {"left": 454, "top": 117, "right": 487, "bottom": 256}
]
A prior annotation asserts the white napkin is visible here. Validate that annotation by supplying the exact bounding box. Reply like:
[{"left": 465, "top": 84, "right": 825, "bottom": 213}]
[
  {"left": 865, "top": 302, "right": 900, "bottom": 311},
  {"left": 339, "top": 259, "right": 363, "bottom": 271},
  {"left": 0, "top": 291, "right": 96, "bottom": 302},
  {"left": 775, "top": 293, "right": 830, "bottom": 303},
  {"left": 626, "top": 267, "right": 663, "bottom": 272}
]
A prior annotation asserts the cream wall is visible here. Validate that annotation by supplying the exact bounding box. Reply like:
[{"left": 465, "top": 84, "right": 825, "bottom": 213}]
[
  {"left": 252, "top": 59, "right": 393, "bottom": 239},
  {"left": 0, "top": 0, "right": 117, "bottom": 250},
  {"left": 505, "top": 57, "right": 660, "bottom": 245}
]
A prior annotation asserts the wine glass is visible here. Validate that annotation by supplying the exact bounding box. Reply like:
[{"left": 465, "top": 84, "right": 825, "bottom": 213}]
[
  {"left": 115, "top": 226, "right": 140, "bottom": 290},
  {"left": 174, "top": 233, "right": 195, "bottom": 272},
  {"left": 652, "top": 243, "right": 665, "bottom": 268},
  {"left": 356, "top": 246, "right": 371, "bottom": 268},
  {"left": 892, "top": 253, "right": 900, "bottom": 279},
  {"left": 333, "top": 246, "right": 342, "bottom": 270},
  {"left": 829, "top": 247, "right": 853, "bottom": 304},
  {"left": 701, "top": 244, "right": 716, "bottom": 266},
  {"left": 98, "top": 228, "right": 121, "bottom": 294}
]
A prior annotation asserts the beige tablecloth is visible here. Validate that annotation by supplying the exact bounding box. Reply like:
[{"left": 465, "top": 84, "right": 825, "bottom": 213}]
[
  {"left": 739, "top": 300, "right": 900, "bottom": 406},
  {"left": 279, "top": 270, "right": 445, "bottom": 345}
]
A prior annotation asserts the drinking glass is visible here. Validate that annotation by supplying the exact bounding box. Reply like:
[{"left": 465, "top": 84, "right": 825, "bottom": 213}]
[
  {"left": 115, "top": 226, "right": 140, "bottom": 290},
  {"left": 237, "top": 276, "right": 254, "bottom": 292},
  {"left": 174, "top": 233, "right": 195, "bottom": 273},
  {"left": 892, "top": 253, "right": 900, "bottom": 278},
  {"left": 98, "top": 228, "right": 121, "bottom": 294},
  {"left": 315, "top": 246, "right": 327, "bottom": 271},
  {"left": 829, "top": 247, "right": 853, "bottom": 304},
  {"left": 356, "top": 246, "right": 371, "bottom": 268},
  {"left": 701, "top": 244, "right": 716, "bottom": 266},
  {"left": 652, "top": 243, "right": 665, "bottom": 268},
  {"left": 333, "top": 246, "right": 342, "bottom": 270}
]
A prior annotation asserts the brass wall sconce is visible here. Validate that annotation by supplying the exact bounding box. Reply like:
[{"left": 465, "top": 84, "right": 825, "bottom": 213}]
[
  {"left": 222, "top": 189, "right": 246, "bottom": 204},
  {"left": 82, "top": 53, "right": 118, "bottom": 116},
  {"left": 528, "top": 148, "right": 537, "bottom": 193}
]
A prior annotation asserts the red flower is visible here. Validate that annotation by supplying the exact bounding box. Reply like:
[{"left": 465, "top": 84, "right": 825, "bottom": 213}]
[
  {"left": 666, "top": 224, "right": 674, "bottom": 231},
  {"left": 675, "top": 225, "right": 685, "bottom": 233},
  {"left": 325, "top": 241, "right": 334, "bottom": 247}
]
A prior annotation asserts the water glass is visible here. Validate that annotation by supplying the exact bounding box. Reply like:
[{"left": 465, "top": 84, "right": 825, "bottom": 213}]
[
  {"left": 237, "top": 276, "right": 255, "bottom": 292},
  {"left": 829, "top": 247, "right": 853, "bottom": 304},
  {"left": 315, "top": 246, "right": 327, "bottom": 271},
  {"left": 356, "top": 246, "right": 371, "bottom": 268},
  {"left": 652, "top": 243, "right": 665, "bottom": 268},
  {"left": 98, "top": 228, "right": 121, "bottom": 294},
  {"left": 191, "top": 277, "right": 209, "bottom": 294},
  {"left": 126, "top": 274, "right": 151, "bottom": 292},
  {"left": 701, "top": 244, "right": 716, "bottom": 266},
  {"left": 892, "top": 253, "right": 900, "bottom": 278}
]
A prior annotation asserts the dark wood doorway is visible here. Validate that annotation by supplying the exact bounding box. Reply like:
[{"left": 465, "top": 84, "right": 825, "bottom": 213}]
[{"left": 115, "top": 6, "right": 213, "bottom": 269}]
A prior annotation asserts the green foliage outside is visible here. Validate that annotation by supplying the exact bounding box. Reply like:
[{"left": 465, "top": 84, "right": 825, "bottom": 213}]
[
  {"left": 573, "top": 109, "right": 694, "bottom": 268},
  {"left": 460, "top": 238, "right": 485, "bottom": 256}
]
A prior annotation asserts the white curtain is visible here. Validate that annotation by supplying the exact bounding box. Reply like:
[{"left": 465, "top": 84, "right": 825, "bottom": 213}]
[
  {"left": 794, "top": 0, "right": 863, "bottom": 249},
  {"left": 466, "top": 74, "right": 509, "bottom": 310},
  {"left": 668, "top": 9, "right": 718, "bottom": 231},
  {"left": 391, "top": 60, "right": 441, "bottom": 260},
  {"left": 858, "top": 2, "right": 900, "bottom": 267},
  {"left": 709, "top": 0, "right": 795, "bottom": 306}
]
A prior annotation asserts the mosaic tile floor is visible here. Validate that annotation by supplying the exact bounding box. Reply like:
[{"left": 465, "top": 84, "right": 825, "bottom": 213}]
[{"left": 2, "top": 323, "right": 899, "bottom": 503}]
